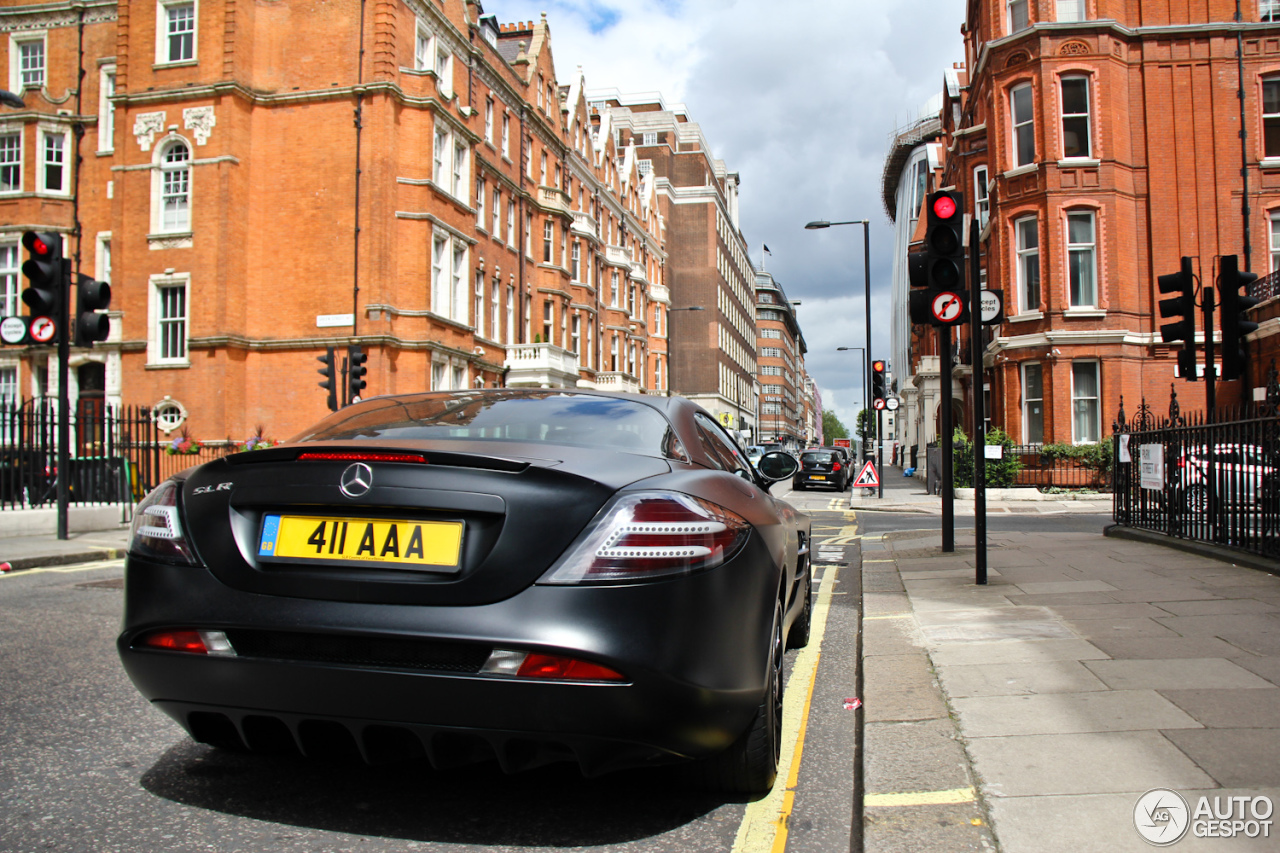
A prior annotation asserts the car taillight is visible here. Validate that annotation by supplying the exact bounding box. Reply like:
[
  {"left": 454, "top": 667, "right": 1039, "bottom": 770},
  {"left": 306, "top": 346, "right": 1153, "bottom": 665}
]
[
  {"left": 833, "top": 462, "right": 842, "bottom": 472},
  {"left": 129, "top": 479, "right": 200, "bottom": 566},
  {"left": 538, "top": 491, "right": 751, "bottom": 584}
]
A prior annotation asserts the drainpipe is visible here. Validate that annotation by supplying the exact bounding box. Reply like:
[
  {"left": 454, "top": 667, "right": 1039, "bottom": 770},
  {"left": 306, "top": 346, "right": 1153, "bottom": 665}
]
[
  {"left": 1237, "top": 0, "right": 1252, "bottom": 269},
  {"left": 519, "top": 107, "right": 528, "bottom": 344},
  {"left": 352, "top": 0, "right": 367, "bottom": 336}
]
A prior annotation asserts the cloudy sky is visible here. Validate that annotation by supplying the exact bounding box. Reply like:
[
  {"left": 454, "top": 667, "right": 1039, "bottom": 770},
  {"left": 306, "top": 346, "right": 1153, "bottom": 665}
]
[{"left": 483, "top": 0, "right": 967, "bottom": 432}]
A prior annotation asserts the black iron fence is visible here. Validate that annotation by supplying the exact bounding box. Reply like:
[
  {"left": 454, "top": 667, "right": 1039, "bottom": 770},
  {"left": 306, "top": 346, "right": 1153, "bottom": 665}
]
[
  {"left": 1112, "top": 381, "right": 1280, "bottom": 560},
  {"left": 1009, "top": 444, "right": 1112, "bottom": 490},
  {"left": 0, "top": 400, "right": 238, "bottom": 517}
]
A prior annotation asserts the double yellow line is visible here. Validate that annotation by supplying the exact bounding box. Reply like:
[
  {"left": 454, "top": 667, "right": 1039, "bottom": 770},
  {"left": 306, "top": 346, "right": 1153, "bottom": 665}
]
[{"left": 731, "top": 564, "right": 839, "bottom": 853}]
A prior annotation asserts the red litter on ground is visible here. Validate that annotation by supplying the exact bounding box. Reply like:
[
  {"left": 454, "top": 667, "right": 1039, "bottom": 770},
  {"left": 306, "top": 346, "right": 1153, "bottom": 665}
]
[
  {"left": 843, "top": 697, "right": 862, "bottom": 710},
  {"left": 0, "top": 562, "right": 12, "bottom": 573}
]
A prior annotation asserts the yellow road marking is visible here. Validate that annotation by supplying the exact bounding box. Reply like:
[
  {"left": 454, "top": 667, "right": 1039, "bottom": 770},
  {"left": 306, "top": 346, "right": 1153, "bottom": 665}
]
[
  {"left": 732, "top": 566, "right": 839, "bottom": 853},
  {"left": 863, "top": 613, "right": 912, "bottom": 621},
  {"left": 864, "top": 787, "right": 976, "bottom": 807},
  {"left": 0, "top": 559, "right": 124, "bottom": 579}
]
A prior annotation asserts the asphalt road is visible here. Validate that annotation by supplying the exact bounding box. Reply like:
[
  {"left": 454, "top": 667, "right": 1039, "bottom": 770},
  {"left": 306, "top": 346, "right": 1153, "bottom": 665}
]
[{"left": 0, "top": 517, "right": 862, "bottom": 853}]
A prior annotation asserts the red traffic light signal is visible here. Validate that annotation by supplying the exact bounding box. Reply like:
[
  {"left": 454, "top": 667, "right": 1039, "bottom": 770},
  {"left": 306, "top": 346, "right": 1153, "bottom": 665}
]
[
  {"left": 21, "top": 231, "right": 65, "bottom": 323},
  {"left": 932, "top": 194, "right": 958, "bottom": 220}
]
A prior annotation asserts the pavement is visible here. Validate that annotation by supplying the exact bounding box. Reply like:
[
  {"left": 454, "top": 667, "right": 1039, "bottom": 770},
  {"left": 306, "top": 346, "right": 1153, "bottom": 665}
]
[
  {"left": 4, "top": 478, "right": 1280, "bottom": 852},
  {"left": 858, "top": 471, "right": 1280, "bottom": 852}
]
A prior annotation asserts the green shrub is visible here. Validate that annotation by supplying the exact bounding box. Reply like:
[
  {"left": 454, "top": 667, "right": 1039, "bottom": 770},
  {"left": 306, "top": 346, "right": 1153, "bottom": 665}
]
[
  {"left": 1039, "top": 438, "right": 1113, "bottom": 478},
  {"left": 952, "top": 427, "right": 1021, "bottom": 488}
]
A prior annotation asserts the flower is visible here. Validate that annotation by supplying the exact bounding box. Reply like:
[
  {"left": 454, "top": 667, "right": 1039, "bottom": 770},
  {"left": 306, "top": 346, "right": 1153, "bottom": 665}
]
[
  {"left": 165, "top": 428, "right": 203, "bottom": 456},
  {"left": 237, "top": 425, "right": 276, "bottom": 452}
]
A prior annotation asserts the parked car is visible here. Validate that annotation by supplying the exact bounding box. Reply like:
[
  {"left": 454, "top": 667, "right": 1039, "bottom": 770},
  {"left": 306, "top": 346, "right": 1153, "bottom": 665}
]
[
  {"left": 792, "top": 447, "right": 851, "bottom": 491},
  {"left": 117, "top": 389, "right": 810, "bottom": 793},
  {"left": 1174, "top": 443, "right": 1278, "bottom": 511},
  {"left": 745, "top": 445, "right": 767, "bottom": 468}
]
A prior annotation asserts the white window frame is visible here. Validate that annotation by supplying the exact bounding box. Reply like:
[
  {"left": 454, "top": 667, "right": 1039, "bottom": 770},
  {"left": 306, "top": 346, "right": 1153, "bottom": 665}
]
[
  {"left": 492, "top": 187, "right": 501, "bottom": 238},
  {"left": 475, "top": 176, "right": 485, "bottom": 228},
  {"left": 156, "top": 0, "right": 197, "bottom": 65},
  {"left": 1057, "top": 0, "right": 1086, "bottom": 21},
  {"left": 431, "top": 118, "right": 470, "bottom": 204},
  {"left": 506, "top": 284, "right": 515, "bottom": 345},
  {"left": 0, "top": 241, "right": 19, "bottom": 318},
  {"left": 0, "top": 126, "right": 22, "bottom": 194},
  {"left": 1071, "top": 360, "right": 1101, "bottom": 444},
  {"left": 1066, "top": 210, "right": 1097, "bottom": 307},
  {"left": 474, "top": 269, "right": 484, "bottom": 338},
  {"left": 1270, "top": 212, "right": 1280, "bottom": 272},
  {"left": 1015, "top": 215, "right": 1040, "bottom": 313},
  {"left": 1008, "top": 0, "right": 1029, "bottom": 33},
  {"left": 1265, "top": 0, "right": 1280, "bottom": 22},
  {"left": 484, "top": 98, "right": 494, "bottom": 143},
  {"left": 10, "top": 33, "right": 46, "bottom": 91},
  {"left": 149, "top": 272, "right": 190, "bottom": 366},
  {"left": 1264, "top": 78, "right": 1280, "bottom": 159},
  {"left": 490, "top": 279, "right": 500, "bottom": 341},
  {"left": 153, "top": 137, "right": 192, "bottom": 232},
  {"left": 507, "top": 201, "right": 516, "bottom": 249},
  {"left": 98, "top": 65, "right": 116, "bottom": 153},
  {"left": 38, "top": 125, "right": 70, "bottom": 197},
  {"left": 1011, "top": 83, "right": 1035, "bottom": 167},
  {"left": 1022, "top": 361, "right": 1044, "bottom": 445},
  {"left": 429, "top": 230, "right": 469, "bottom": 325},
  {"left": 1060, "top": 76, "right": 1092, "bottom": 159},
  {"left": 501, "top": 112, "right": 510, "bottom": 159}
]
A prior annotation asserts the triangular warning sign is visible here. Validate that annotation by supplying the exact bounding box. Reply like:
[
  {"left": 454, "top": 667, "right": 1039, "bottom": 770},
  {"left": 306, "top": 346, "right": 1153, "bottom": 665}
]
[{"left": 851, "top": 460, "right": 880, "bottom": 488}]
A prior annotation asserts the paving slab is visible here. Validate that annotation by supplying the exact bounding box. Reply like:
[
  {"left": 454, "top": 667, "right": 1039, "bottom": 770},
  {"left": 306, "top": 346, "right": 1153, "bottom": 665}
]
[
  {"left": 863, "top": 718, "right": 973, "bottom": 795},
  {"left": 951, "top": 690, "right": 1203, "bottom": 737},
  {"left": 1014, "top": 580, "right": 1119, "bottom": 595},
  {"left": 935, "top": 660, "right": 1109, "bottom": 697},
  {"left": 1162, "top": 728, "right": 1280, "bottom": 787},
  {"left": 1231, "top": 655, "right": 1280, "bottom": 686},
  {"left": 965, "top": 731, "right": 1215, "bottom": 797},
  {"left": 862, "top": 653, "right": 950, "bottom": 723},
  {"left": 1157, "top": 688, "right": 1280, "bottom": 728},
  {"left": 1063, "top": 617, "right": 1182, "bottom": 641},
  {"left": 1154, "top": 598, "right": 1280, "bottom": 616},
  {"left": 1089, "top": 636, "right": 1256, "bottom": 660},
  {"left": 928, "top": 638, "right": 1110, "bottom": 667},
  {"left": 1083, "top": 658, "right": 1277, "bottom": 691}
]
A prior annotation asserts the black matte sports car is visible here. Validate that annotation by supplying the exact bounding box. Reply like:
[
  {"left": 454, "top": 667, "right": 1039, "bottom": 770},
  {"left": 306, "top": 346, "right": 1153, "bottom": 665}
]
[{"left": 118, "top": 389, "right": 811, "bottom": 792}]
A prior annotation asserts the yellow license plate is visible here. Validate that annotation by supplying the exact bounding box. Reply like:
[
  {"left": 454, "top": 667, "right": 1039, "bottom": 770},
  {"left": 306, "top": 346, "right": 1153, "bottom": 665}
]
[
  {"left": 810, "top": 475, "right": 826, "bottom": 480},
  {"left": 258, "top": 514, "right": 463, "bottom": 572}
]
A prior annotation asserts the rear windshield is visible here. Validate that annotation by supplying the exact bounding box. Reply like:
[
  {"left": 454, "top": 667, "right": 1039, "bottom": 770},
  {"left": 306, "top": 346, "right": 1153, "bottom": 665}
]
[
  {"left": 291, "top": 391, "right": 679, "bottom": 458},
  {"left": 802, "top": 451, "right": 834, "bottom": 463}
]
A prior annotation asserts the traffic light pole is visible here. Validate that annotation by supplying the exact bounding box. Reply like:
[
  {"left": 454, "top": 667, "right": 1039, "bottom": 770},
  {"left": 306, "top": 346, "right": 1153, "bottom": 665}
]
[
  {"left": 56, "top": 257, "right": 70, "bottom": 540},
  {"left": 969, "top": 220, "right": 987, "bottom": 584},
  {"left": 1204, "top": 286, "right": 1222, "bottom": 544},
  {"left": 876, "top": 408, "right": 883, "bottom": 499},
  {"left": 940, "top": 324, "right": 955, "bottom": 553}
]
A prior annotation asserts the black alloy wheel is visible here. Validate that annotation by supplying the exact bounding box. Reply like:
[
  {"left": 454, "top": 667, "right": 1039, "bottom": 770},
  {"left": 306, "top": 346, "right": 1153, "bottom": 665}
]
[
  {"left": 1184, "top": 483, "right": 1208, "bottom": 514},
  {"left": 786, "top": 563, "right": 812, "bottom": 650}
]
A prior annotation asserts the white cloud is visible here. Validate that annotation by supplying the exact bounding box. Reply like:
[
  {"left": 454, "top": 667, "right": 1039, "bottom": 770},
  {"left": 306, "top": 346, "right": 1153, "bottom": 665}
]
[{"left": 481, "top": 0, "right": 966, "bottom": 432}]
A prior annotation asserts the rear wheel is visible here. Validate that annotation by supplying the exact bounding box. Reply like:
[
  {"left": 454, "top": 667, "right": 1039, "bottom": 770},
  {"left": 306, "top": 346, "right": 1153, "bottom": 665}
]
[
  {"left": 1184, "top": 484, "right": 1208, "bottom": 514},
  {"left": 695, "top": 599, "right": 783, "bottom": 793},
  {"left": 787, "top": 564, "right": 812, "bottom": 650}
]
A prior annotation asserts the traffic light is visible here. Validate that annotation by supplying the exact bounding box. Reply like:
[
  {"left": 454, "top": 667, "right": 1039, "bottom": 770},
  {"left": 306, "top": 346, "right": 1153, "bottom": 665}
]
[
  {"left": 1218, "top": 254, "right": 1259, "bottom": 382},
  {"left": 909, "top": 191, "right": 968, "bottom": 325},
  {"left": 348, "top": 344, "right": 368, "bottom": 402},
  {"left": 73, "top": 274, "right": 111, "bottom": 347},
  {"left": 21, "top": 231, "right": 64, "bottom": 324},
  {"left": 317, "top": 346, "right": 338, "bottom": 412},
  {"left": 1157, "top": 256, "right": 1198, "bottom": 380},
  {"left": 871, "top": 359, "right": 887, "bottom": 401}
]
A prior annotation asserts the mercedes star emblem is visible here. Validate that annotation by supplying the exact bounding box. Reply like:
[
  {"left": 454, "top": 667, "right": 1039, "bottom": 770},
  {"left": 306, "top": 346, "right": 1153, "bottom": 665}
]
[{"left": 339, "top": 462, "right": 373, "bottom": 498}]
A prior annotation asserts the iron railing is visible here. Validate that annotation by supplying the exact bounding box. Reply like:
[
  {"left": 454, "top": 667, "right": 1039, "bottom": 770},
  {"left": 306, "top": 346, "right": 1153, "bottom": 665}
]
[
  {"left": 1112, "top": 377, "right": 1280, "bottom": 560},
  {"left": 0, "top": 400, "right": 238, "bottom": 516},
  {"left": 1008, "top": 444, "right": 1111, "bottom": 490}
]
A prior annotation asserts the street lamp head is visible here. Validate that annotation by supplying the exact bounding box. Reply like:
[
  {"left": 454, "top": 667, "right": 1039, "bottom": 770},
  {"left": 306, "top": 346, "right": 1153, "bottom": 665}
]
[
  {"left": 0, "top": 90, "right": 25, "bottom": 109},
  {"left": 672, "top": 305, "right": 705, "bottom": 312},
  {"left": 804, "top": 220, "right": 830, "bottom": 230}
]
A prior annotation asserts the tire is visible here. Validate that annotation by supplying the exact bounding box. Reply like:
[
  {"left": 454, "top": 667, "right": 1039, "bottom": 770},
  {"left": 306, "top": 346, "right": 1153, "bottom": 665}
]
[
  {"left": 1184, "top": 484, "right": 1208, "bottom": 514},
  {"left": 694, "top": 599, "right": 783, "bottom": 793},
  {"left": 786, "top": 563, "right": 812, "bottom": 650}
]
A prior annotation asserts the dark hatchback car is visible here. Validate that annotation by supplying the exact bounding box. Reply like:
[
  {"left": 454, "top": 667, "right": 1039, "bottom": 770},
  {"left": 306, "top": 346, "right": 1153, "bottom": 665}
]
[
  {"left": 792, "top": 447, "right": 851, "bottom": 491},
  {"left": 118, "top": 390, "right": 811, "bottom": 792}
]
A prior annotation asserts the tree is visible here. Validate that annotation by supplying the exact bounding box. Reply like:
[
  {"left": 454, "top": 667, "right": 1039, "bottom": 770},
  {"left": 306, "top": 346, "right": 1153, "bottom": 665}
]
[{"left": 822, "top": 410, "right": 848, "bottom": 441}]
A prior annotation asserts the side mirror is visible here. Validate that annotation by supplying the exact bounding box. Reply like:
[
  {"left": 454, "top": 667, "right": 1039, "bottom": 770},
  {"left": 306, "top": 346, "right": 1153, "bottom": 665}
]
[{"left": 756, "top": 450, "right": 799, "bottom": 482}]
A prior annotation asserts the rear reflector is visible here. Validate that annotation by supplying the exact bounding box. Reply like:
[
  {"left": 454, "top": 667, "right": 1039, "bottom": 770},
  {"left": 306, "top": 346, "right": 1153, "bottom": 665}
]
[
  {"left": 516, "top": 653, "right": 625, "bottom": 682},
  {"left": 296, "top": 452, "right": 426, "bottom": 463},
  {"left": 480, "top": 649, "right": 625, "bottom": 682},
  {"left": 138, "top": 629, "right": 236, "bottom": 656}
]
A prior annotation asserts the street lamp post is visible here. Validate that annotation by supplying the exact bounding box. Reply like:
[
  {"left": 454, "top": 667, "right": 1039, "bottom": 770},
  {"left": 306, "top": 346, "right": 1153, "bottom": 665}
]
[{"left": 806, "top": 218, "right": 873, "bottom": 461}]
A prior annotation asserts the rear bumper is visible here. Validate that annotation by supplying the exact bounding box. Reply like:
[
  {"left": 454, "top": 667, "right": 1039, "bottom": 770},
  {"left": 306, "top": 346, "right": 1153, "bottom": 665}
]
[{"left": 118, "top": 547, "right": 780, "bottom": 772}]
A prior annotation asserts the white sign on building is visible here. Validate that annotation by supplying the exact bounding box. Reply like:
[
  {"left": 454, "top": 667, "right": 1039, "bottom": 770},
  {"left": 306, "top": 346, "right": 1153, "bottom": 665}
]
[{"left": 1139, "top": 444, "right": 1164, "bottom": 491}]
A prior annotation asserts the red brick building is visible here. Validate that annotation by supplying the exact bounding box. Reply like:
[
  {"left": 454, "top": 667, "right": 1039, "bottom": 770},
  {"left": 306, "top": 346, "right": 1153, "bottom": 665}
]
[
  {"left": 0, "top": 1, "right": 666, "bottom": 444},
  {"left": 929, "top": 0, "right": 1280, "bottom": 445}
]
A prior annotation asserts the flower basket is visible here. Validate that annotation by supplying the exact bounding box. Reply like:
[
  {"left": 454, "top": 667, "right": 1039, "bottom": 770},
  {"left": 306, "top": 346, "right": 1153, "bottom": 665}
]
[
  {"left": 166, "top": 438, "right": 202, "bottom": 456},
  {"left": 237, "top": 436, "right": 277, "bottom": 452}
]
